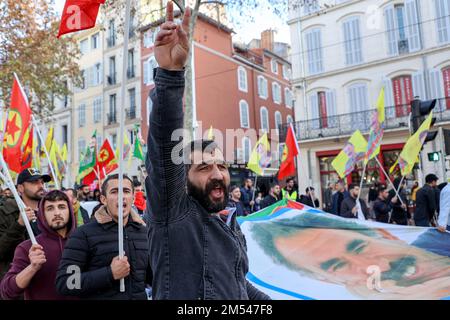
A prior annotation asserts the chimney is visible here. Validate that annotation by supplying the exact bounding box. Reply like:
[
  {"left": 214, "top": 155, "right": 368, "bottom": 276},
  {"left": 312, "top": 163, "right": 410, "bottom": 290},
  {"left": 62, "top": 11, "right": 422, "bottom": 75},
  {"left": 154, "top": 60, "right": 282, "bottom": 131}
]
[{"left": 261, "top": 29, "right": 275, "bottom": 51}]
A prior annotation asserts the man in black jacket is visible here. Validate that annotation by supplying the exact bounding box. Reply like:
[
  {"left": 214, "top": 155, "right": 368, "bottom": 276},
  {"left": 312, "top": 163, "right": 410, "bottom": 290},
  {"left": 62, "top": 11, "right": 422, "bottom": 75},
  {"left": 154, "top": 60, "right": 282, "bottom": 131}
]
[
  {"left": 299, "top": 187, "right": 320, "bottom": 208},
  {"left": 0, "top": 168, "right": 49, "bottom": 281},
  {"left": 260, "top": 183, "right": 281, "bottom": 209},
  {"left": 373, "top": 186, "right": 394, "bottom": 223},
  {"left": 414, "top": 174, "right": 439, "bottom": 227},
  {"left": 388, "top": 178, "right": 408, "bottom": 225},
  {"left": 56, "top": 174, "right": 151, "bottom": 300},
  {"left": 145, "top": 2, "right": 269, "bottom": 300},
  {"left": 340, "top": 184, "right": 369, "bottom": 219}
]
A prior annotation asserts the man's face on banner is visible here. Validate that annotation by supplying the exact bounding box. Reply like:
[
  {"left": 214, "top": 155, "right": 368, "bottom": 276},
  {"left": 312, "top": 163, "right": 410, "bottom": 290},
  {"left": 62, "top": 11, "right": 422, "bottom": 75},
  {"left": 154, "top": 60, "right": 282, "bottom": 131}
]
[{"left": 273, "top": 227, "right": 450, "bottom": 299}]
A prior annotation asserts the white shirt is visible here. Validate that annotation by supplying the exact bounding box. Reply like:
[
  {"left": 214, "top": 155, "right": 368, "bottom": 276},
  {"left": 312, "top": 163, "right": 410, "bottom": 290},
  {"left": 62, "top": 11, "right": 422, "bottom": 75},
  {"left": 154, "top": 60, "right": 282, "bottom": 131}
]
[{"left": 438, "top": 184, "right": 450, "bottom": 227}]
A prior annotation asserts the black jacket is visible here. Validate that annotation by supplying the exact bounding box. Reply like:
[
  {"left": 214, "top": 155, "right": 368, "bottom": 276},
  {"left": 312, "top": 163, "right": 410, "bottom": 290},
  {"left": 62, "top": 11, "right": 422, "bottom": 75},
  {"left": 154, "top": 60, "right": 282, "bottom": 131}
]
[
  {"left": 388, "top": 189, "right": 408, "bottom": 224},
  {"left": 55, "top": 206, "right": 151, "bottom": 300},
  {"left": 340, "top": 196, "right": 369, "bottom": 219},
  {"left": 415, "top": 185, "right": 437, "bottom": 223},
  {"left": 0, "top": 197, "right": 39, "bottom": 280},
  {"left": 373, "top": 198, "right": 393, "bottom": 223},
  {"left": 145, "top": 68, "right": 269, "bottom": 300},
  {"left": 227, "top": 200, "right": 246, "bottom": 217},
  {"left": 260, "top": 195, "right": 280, "bottom": 209},
  {"left": 299, "top": 195, "right": 320, "bottom": 208}
]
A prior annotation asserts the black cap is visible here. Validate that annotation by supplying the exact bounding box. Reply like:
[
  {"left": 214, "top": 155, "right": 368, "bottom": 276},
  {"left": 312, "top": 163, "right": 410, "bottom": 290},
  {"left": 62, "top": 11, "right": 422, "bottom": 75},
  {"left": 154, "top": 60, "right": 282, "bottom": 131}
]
[{"left": 17, "top": 168, "right": 52, "bottom": 185}]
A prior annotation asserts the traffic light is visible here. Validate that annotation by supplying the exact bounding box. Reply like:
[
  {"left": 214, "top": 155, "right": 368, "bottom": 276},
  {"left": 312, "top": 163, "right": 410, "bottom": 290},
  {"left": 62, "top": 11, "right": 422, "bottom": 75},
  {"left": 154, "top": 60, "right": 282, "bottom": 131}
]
[
  {"left": 428, "top": 152, "right": 440, "bottom": 162},
  {"left": 410, "top": 98, "right": 437, "bottom": 143}
]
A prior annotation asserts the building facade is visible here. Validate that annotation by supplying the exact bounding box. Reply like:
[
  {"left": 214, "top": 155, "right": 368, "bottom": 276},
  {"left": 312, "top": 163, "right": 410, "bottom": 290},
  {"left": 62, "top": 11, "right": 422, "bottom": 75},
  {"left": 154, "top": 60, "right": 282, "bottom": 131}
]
[
  {"left": 140, "top": 15, "right": 294, "bottom": 187},
  {"left": 288, "top": 0, "right": 450, "bottom": 199}
]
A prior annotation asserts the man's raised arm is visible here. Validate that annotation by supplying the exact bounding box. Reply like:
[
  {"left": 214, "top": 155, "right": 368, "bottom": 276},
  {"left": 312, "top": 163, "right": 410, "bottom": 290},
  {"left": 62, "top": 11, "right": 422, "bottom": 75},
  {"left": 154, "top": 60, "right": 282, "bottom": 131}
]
[{"left": 145, "top": 2, "right": 191, "bottom": 222}]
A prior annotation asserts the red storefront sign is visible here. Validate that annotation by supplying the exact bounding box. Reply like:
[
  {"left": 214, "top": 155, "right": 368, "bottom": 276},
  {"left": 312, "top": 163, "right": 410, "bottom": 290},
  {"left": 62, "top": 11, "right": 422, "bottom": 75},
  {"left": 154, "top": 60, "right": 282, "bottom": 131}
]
[
  {"left": 318, "top": 91, "right": 328, "bottom": 128},
  {"left": 443, "top": 66, "right": 450, "bottom": 109},
  {"left": 392, "top": 75, "right": 413, "bottom": 117}
]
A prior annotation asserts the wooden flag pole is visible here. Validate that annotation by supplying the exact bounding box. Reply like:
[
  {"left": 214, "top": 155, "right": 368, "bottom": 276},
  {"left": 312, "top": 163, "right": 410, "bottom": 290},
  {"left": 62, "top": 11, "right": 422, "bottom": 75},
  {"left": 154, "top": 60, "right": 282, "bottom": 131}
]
[
  {"left": 375, "top": 157, "right": 405, "bottom": 206},
  {"left": 0, "top": 155, "right": 37, "bottom": 245},
  {"left": 117, "top": 0, "right": 132, "bottom": 293}
]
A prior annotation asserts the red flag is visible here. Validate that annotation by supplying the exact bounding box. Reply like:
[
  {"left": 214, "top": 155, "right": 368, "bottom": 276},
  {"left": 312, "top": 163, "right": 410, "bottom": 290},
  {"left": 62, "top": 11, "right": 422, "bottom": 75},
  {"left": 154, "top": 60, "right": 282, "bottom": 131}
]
[
  {"left": 97, "top": 139, "right": 115, "bottom": 179},
  {"left": 57, "top": 0, "right": 105, "bottom": 38},
  {"left": 3, "top": 75, "right": 33, "bottom": 173},
  {"left": 21, "top": 126, "right": 34, "bottom": 171},
  {"left": 278, "top": 124, "right": 299, "bottom": 181}
]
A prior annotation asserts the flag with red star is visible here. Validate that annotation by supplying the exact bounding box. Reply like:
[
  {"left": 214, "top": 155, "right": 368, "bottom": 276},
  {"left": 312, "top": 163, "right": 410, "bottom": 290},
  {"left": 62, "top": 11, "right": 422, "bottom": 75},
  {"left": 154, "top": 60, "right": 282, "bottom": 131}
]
[
  {"left": 97, "top": 139, "right": 115, "bottom": 179},
  {"left": 3, "top": 75, "right": 33, "bottom": 173}
]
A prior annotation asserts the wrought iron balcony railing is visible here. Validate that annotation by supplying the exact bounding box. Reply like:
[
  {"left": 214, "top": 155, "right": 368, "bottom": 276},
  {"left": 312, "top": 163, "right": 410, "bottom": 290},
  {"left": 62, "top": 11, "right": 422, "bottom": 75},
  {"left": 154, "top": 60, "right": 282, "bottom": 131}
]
[
  {"left": 107, "top": 113, "right": 117, "bottom": 125},
  {"left": 281, "top": 97, "right": 450, "bottom": 142}
]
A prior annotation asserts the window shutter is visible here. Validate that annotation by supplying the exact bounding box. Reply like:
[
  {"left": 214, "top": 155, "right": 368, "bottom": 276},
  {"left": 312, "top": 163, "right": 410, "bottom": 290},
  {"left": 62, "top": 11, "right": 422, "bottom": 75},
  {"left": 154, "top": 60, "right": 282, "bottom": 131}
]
[
  {"left": 309, "top": 94, "right": 320, "bottom": 129},
  {"left": 326, "top": 90, "right": 337, "bottom": 127},
  {"left": 383, "top": 78, "right": 395, "bottom": 118},
  {"left": 385, "top": 5, "right": 398, "bottom": 55},
  {"left": 405, "top": 0, "right": 421, "bottom": 52},
  {"left": 429, "top": 68, "right": 444, "bottom": 109},
  {"left": 412, "top": 71, "right": 426, "bottom": 100},
  {"left": 143, "top": 60, "right": 149, "bottom": 85}
]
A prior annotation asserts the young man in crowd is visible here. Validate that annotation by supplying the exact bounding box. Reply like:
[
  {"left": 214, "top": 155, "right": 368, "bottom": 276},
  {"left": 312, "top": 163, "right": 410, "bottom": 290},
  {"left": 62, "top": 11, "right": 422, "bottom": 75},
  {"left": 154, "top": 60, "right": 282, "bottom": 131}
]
[
  {"left": 0, "top": 190, "right": 76, "bottom": 300},
  {"left": 340, "top": 184, "right": 369, "bottom": 219},
  {"left": 56, "top": 174, "right": 151, "bottom": 300}
]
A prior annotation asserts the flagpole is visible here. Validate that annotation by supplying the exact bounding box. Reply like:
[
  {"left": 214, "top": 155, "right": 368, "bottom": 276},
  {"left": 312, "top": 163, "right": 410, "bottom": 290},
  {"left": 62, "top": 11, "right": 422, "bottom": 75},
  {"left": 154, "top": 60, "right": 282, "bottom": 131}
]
[
  {"left": 31, "top": 115, "right": 60, "bottom": 190},
  {"left": 375, "top": 157, "right": 405, "bottom": 206},
  {"left": 0, "top": 154, "right": 37, "bottom": 245},
  {"left": 251, "top": 174, "right": 258, "bottom": 212},
  {"left": 117, "top": 0, "right": 132, "bottom": 293}
]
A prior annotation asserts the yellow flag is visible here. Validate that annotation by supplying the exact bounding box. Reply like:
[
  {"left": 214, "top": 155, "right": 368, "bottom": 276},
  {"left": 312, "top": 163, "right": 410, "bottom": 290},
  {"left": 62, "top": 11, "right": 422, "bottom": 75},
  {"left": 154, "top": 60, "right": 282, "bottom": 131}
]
[
  {"left": 32, "top": 132, "right": 41, "bottom": 171},
  {"left": 389, "top": 159, "right": 399, "bottom": 175},
  {"left": 246, "top": 133, "right": 271, "bottom": 176},
  {"left": 44, "top": 127, "right": 54, "bottom": 154},
  {"left": 332, "top": 130, "right": 368, "bottom": 179},
  {"left": 208, "top": 126, "right": 214, "bottom": 140},
  {"left": 61, "top": 144, "right": 68, "bottom": 162},
  {"left": 365, "top": 88, "right": 385, "bottom": 164},
  {"left": 399, "top": 112, "right": 433, "bottom": 176},
  {"left": 113, "top": 133, "right": 133, "bottom": 170},
  {"left": 49, "top": 140, "right": 61, "bottom": 181}
]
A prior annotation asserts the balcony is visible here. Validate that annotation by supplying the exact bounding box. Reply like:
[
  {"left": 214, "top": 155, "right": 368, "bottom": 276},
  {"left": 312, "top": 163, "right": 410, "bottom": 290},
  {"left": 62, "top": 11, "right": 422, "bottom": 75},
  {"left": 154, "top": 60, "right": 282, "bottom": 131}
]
[
  {"left": 127, "top": 67, "right": 135, "bottom": 79},
  {"left": 107, "top": 73, "right": 116, "bottom": 85},
  {"left": 107, "top": 113, "right": 117, "bottom": 125},
  {"left": 126, "top": 108, "right": 136, "bottom": 120},
  {"left": 107, "top": 36, "right": 116, "bottom": 48},
  {"left": 282, "top": 97, "right": 450, "bottom": 142}
]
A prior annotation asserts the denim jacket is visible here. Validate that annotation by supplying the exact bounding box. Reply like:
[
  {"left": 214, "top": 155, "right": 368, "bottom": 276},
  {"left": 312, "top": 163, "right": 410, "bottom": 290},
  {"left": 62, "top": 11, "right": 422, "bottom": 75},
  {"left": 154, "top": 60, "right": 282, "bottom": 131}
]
[{"left": 145, "top": 68, "right": 270, "bottom": 300}]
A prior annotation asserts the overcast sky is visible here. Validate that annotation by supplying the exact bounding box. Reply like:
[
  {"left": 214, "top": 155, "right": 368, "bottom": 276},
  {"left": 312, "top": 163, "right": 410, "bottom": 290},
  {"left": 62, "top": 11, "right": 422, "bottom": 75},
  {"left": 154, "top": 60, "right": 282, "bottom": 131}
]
[{"left": 53, "top": 0, "right": 291, "bottom": 45}]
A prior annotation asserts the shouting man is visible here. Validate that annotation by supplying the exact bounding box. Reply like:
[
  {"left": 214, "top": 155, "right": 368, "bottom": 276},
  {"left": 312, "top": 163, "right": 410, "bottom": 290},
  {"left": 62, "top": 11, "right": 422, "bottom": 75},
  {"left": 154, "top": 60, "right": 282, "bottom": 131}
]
[{"left": 145, "top": 1, "right": 269, "bottom": 300}]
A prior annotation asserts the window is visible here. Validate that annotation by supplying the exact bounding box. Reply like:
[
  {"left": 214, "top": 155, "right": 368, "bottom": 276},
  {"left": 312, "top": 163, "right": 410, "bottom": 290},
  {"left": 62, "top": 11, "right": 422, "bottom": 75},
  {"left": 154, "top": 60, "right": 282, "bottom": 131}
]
[
  {"left": 80, "top": 39, "right": 88, "bottom": 55},
  {"left": 287, "top": 115, "right": 294, "bottom": 124},
  {"left": 91, "top": 63, "right": 102, "bottom": 86},
  {"left": 238, "top": 67, "right": 248, "bottom": 92},
  {"left": 260, "top": 107, "right": 269, "bottom": 132},
  {"left": 93, "top": 97, "right": 102, "bottom": 123},
  {"left": 108, "top": 19, "right": 116, "bottom": 47},
  {"left": 111, "top": 134, "right": 117, "bottom": 150},
  {"left": 285, "top": 88, "right": 294, "bottom": 108},
  {"left": 342, "top": 17, "right": 363, "bottom": 65},
  {"left": 78, "top": 138, "right": 86, "bottom": 162},
  {"left": 143, "top": 27, "right": 159, "bottom": 48},
  {"left": 108, "top": 57, "right": 116, "bottom": 85},
  {"left": 271, "top": 59, "right": 279, "bottom": 74},
  {"left": 79, "top": 104, "right": 86, "bottom": 128},
  {"left": 309, "top": 90, "right": 337, "bottom": 129},
  {"left": 80, "top": 70, "right": 86, "bottom": 90},
  {"left": 384, "top": 2, "right": 421, "bottom": 56},
  {"left": 91, "top": 33, "right": 99, "bottom": 50},
  {"left": 239, "top": 100, "right": 250, "bottom": 128},
  {"left": 275, "top": 111, "right": 282, "bottom": 131},
  {"left": 129, "top": 88, "right": 136, "bottom": 118},
  {"left": 282, "top": 65, "right": 291, "bottom": 80},
  {"left": 257, "top": 76, "right": 268, "bottom": 99},
  {"left": 272, "top": 82, "right": 282, "bottom": 104},
  {"left": 109, "top": 94, "right": 117, "bottom": 124},
  {"left": 305, "top": 28, "right": 323, "bottom": 75},
  {"left": 348, "top": 83, "right": 369, "bottom": 130},
  {"left": 435, "top": 0, "right": 450, "bottom": 44},
  {"left": 242, "top": 137, "right": 251, "bottom": 163},
  {"left": 96, "top": 135, "right": 102, "bottom": 149},
  {"left": 128, "top": 49, "right": 135, "bottom": 79},
  {"left": 62, "top": 125, "right": 68, "bottom": 146},
  {"left": 143, "top": 56, "right": 158, "bottom": 85},
  {"left": 392, "top": 75, "right": 414, "bottom": 117}
]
